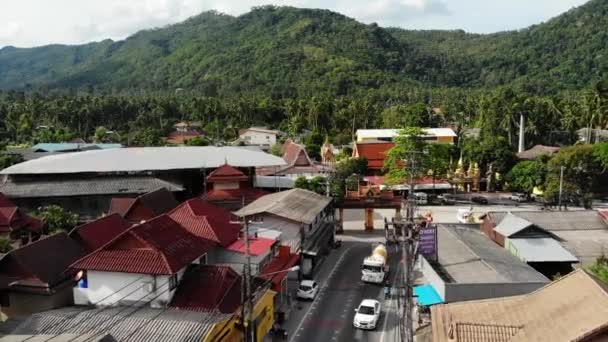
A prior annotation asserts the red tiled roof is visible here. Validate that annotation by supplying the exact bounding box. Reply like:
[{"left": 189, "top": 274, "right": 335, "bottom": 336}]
[
  {"left": 206, "top": 164, "right": 249, "bottom": 183},
  {"left": 353, "top": 142, "right": 394, "bottom": 169},
  {"left": 0, "top": 193, "right": 42, "bottom": 234},
  {"left": 201, "top": 187, "right": 268, "bottom": 202},
  {"left": 168, "top": 198, "right": 241, "bottom": 247},
  {"left": 282, "top": 140, "right": 313, "bottom": 167},
  {"left": 226, "top": 237, "right": 275, "bottom": 256},
  {"left": 71, "top": 215, "right": 214, "bottom": 275},
  {"left": 169, "top": 265, "right": 242, "bottom": 314},
  {"left": 0, "top": 233, "right": 85, "bottom": 289},
  {"left": 69, "top": 214, "right": 133, "bottom": 253},
  {"left": 109, "top": 188, "right": 178, "bottom": 222},
  {"left": 108, "top": 198, "right": 136, "bottom": 217}
]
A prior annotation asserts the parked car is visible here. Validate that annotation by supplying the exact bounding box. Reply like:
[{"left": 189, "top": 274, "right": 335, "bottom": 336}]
[
  {"left": 296, "top": 280, "right": 319, "bottom": 300},
  {"left": 471, "top": 195, "right": 489, "bottom": 205},
  {"left": 353, "top": 299, "right": 381, "bottom": 330},
  {"left": 438, "top": 194, "right": 456, "bottom": 205},
  {"left": 509, "top": 193, "right": 528, "bottom": 202}
]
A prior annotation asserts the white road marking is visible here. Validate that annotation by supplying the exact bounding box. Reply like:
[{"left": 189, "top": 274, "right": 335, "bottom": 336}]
[
  {"left": 288, "top": 245, "right": 355, "bottom": 342},
  {"left": 380, "top": 266, "right": 402, "bottom": 342}
]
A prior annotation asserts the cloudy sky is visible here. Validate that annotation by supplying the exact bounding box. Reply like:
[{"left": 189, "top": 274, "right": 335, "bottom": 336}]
[{"left": 0, "top": 0, "right": 589, "bottom": 48}]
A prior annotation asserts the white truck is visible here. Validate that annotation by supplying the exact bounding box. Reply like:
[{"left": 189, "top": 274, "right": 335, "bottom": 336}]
[{"left": 361, "top": 243, "right": 389, "bottom": 284}]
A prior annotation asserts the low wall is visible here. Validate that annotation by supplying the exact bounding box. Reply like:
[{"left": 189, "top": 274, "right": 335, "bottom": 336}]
[{"left": 444, "top": 282, "right": 547, "bottom": 303}]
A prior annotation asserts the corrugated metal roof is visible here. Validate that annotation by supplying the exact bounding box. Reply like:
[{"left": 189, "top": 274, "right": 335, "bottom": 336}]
[
  {"left": 488, "top": 210, "right": 606, "bottom": 232},
  {"left": 31, "top": 143, "right": 123, "bottom": 153},
  {"left": 0, "top": 176, "right": 184, "bottom": 198},
  {"left": 226, "top": 237, "right": 275, "bottom": 256},
  {"left": 438, "top": 225, "right": 548, "bottom": 284},
  {"left": 494, "top": 213, "right": 534, "bottom": 237},
  {"left": 431, "top": 269, "right": 608, "bottom": 342},
  {"left": 356, "top": 128, "right": 457, "bottom": 139},
  {"left": 234, "top": 188, "right": 332, "bottom": 225},
  {"left": 1, "top": 147, "right": 286, "bottom": 175},
  {"left": 507, "top": 238, "right": 578, "bottom": 263},
  {"left": 10, "top": 306, "right": 227, "bottom": 342}
]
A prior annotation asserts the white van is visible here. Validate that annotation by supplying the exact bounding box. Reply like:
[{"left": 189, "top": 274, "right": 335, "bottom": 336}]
[{"left": 413, "top": 192, "right": 428, "bottom": 205}]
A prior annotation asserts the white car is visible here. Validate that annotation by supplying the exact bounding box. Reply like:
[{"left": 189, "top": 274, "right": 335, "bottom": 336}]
[
  {"left": 296, "top": 280, "right": 319, "bottom": 300},
  {"left": 509, "top": 193, "right": 528, "bottom": 202},
  {"left": 353, "top": 299, "right": 381, "bottom": 330}
]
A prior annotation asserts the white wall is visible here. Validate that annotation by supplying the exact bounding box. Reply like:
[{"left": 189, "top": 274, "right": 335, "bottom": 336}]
[
  {"left": 240, "top": 131, "right": 276, "bottom": 146},
  {"left": 74, "top": 268, "right": 186, "bottom": 308}
]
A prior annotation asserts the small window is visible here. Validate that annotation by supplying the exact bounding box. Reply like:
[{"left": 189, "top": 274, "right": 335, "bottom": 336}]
[{"left": 169, "top": 274, "right": 178, "bottom": 290}]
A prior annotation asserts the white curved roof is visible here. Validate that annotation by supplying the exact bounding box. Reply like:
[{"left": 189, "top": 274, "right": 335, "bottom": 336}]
[{"left": 1, "top": 147, "right": 286, "bottom": 175}]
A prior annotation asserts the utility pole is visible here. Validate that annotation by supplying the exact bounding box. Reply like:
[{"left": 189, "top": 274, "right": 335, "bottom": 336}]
[
  {"left": 243, "top": 218, "right": 255, "bottom": 342},
  {"left": 401, "top": 151, "right": 418, "bottom": 342},
  {"left": 558, "top": 166, "right": 565, "bottom": 210}
]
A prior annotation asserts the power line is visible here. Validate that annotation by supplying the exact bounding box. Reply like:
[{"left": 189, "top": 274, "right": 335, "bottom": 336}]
[{"left": 33, "top": 274, "right": 148, "bottom": 342}]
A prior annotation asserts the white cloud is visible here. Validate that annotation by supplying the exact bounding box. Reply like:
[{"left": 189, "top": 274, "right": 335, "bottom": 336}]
[{"left": 0, "top": 0, "right": 590, "bottom": 48}]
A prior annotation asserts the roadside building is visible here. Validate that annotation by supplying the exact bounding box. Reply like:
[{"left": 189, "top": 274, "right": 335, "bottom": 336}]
[
  {"left": 480, "top": 212, "right": 578, "bottom": 277},
  {"left": 431, "top": 269, "right": 608, "bottom": 342},
  {"left": 68, "top": 214, "right": 132, "bottom": 253},
  {"left": 70, "top": 214, "right": 214, "bottom": 308},
  {"left": 0, "top": 147, "right": 285, "bottom": 220},
  {"left": 352, "top": 141, "right": 393, "bottom": 175},
  {"left": 481, "top": 210, "right": 608, "bottom": 266},
  {"left": 0, "top": 233, "right": 86, "bottom": 318},
  {"left": 234, "top": 188, "right": 334, "bottom": 279},
  {"left": 418, "top": 224, "right": 548, "bottom": 304},
  {"left": 109, "top": 188, "right": 178, "bottom": 223},
  {"left": 238, "top": 127, "right": 279, "bottom": 147},
  {"left": 0, "top": 193, "right": 42, "bottom": 243},
  {"left": 256, "top": 140, "right": 332, "bottom": 190},
  {"left": 200, "top": 164, "right": 267, "bottom": 210}
]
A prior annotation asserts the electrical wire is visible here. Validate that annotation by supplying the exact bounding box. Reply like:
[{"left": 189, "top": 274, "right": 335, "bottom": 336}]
[
  {"left": 23, "top": 274, "right": 147, "bottom": 342},
  {"left": 39, "top": 275, "right": 169, "bottom": 342}
]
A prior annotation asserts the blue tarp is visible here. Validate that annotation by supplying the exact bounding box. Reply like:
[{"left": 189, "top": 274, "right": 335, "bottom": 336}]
[{"left": 413, "top": 284, "right": 444, "bottom": 307}]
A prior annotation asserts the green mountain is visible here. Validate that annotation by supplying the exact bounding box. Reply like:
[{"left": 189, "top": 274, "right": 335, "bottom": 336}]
[{"left": 0, "top": 1, "right": 606, "bottom": 95}]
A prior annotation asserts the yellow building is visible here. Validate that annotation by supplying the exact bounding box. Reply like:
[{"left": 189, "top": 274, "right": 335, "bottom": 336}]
[{"left": 204, "top": 289, "right": 277, "bottom": 342}]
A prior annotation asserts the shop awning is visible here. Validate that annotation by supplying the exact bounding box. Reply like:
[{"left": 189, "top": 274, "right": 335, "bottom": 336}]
[{"left": 414, "top": 284, "right": 444, "bottom": 307}]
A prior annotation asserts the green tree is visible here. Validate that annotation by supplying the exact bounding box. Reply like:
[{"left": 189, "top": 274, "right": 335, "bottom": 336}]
[
  {"left": 0, "top": 237, "right": 13, "bottom": 253},
  {"left": 588, "top": 255, "right": 608, "bottom": 284},
  {"left": 381, "top": 103, "right": 428, "bottom": 128},
  {"left": 0, "top": 154, "right": 24, "bottom": 170},
  {"left": 384, "top": 127, "right": 428, "bottom": 185},
  {"left": 545, "top": 144, "right": 601, "bottom": 208},
  {"left": 294, "top": 176, "right": 310, "bottom": 190},
  {"left": 507, "top": 158, "right": 548, "bottom": 193},
  {"left": 269, "top": 143, "right": 283, "bottom": 157},
  {"left": 426, "top": 143, "right": 452, "bottom": 191},
  {"left": 37, "top": 205, "right": 79, "bottom": 233},
  {"left": 185, "top": 136, "right": 210, "bottom": 146},
  {"left": 308, "top": 176, "right": 326, "bottom": 195}
]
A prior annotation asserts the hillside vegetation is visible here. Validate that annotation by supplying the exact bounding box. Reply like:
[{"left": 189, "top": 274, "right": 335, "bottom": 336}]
[{"left": 1, "top": 1, "right": 607, "bottom": 95}]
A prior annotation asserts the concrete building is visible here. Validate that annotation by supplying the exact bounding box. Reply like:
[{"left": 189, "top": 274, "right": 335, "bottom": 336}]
[
  {"left": 238, "top": 127, "right": 279, "bottom": 147},
  {"left": 0, "top": 233, "right": 86, "bottom": 318},
  {"left": 70, "top": 215, "right": 214, "bottom": 308},
  {"left": 234, "top": 188, "right": 334, "bottom": 279},
  {"left": 419, "top": 224, "right": 549, "bottom": 304}
]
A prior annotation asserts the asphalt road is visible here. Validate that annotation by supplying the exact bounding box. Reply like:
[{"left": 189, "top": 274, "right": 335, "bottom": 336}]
[{"left": 286, "top": 241, "right": 402, "bottom": 342}]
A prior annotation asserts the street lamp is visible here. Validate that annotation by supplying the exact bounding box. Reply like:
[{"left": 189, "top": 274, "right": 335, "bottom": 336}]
[{"left": 258, "top": 266, "right": 300, "bottom": 278}]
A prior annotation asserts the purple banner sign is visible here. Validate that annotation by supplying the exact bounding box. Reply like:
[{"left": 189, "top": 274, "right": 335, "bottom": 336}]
[{"left": 419, "top": 224, "right": 437, "bottom": 261}]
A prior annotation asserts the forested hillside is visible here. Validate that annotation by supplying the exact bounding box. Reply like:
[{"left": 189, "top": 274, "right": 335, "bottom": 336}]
[{"left": 1, "top": 0, "right": 607, "bottom": 95}]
